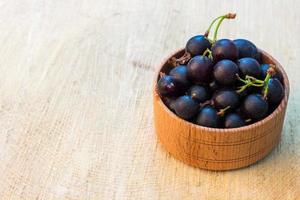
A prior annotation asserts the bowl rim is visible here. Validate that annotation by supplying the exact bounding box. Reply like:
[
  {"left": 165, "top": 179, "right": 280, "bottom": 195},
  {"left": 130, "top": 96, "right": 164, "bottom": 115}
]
[{"left": 153, "top": 48, "right": 290, "bottom": 132}]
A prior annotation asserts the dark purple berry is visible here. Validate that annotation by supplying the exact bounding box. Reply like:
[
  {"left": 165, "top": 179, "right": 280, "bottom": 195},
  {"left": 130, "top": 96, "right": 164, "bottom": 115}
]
[
  {"left": 211, "top": 39, "right": 238, "bottom": 62},
  {"left": 169, "top": 65, "right": 190, "bottom": 89},
  {"left": 187, "top": 55, "right": 213, "bottom": 84},
  {"left": 186, "top": 35, "right": 211, "bottom": 56},
  {"left": 162, "top": 96, "right": 176, "bottom": 111},
  {"left": 238, "top": 57, "right": 261, "bottom": 78},
  {"left": 188, "top": 85, "right": 210, "bottom": 103},
  {"left": 157, "top": 75, "right": 182, "bottom": 96},
  {"left": 242, "top": 94, "right": 268, "bottom": 120},
  {"left": 196, "top": 106, "right": 220, "bottom": 128},
  {"left": 268, "top": 104, "right": 279, "bottom": 115},
  {"left": 213, "top": 59, "right": 239, "bottom": 85},
  {"left": 266, "top": 78, "right": 284, "bottom": 105},
  {"left": 225, "top": 113, "right": 245, "bottom": 128},
  {"left": 233, "top": 39, "right": 259, "bottom": 59},
  {"left": 174, "top": 95, "right": 199, "bottom": 120},
  {"left": 261, "top": 64, "right": 283, "bottom": 83},
  {"left": 213, "top": 89, "right": 239, "bottom": 110}
]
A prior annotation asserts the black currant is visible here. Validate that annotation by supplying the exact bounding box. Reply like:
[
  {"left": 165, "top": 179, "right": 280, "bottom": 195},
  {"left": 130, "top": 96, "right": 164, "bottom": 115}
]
[
  {"left": 186, "top": 35, "right": 211, "bottom": 56},
  {"left": 169, "top": 65, "right": 190, "bottom": 89},
  {"left": 238, "top": 57, "right": 261, "bottom": 78},
  {"left": 213, "top": 89, "right": 239, "bottom": 110},
  {"left": 157, "top": 75, "right": 183, "bottom": 96},
  {"left": 233, "top": 39, "right": 259, "bottom": 59},
  {"left": 211, "top": 39, "right": 238, "bottom": 62},
  {"left": 242, "top": 94, "right": 268, "bottom": 120},
  {"left": 225, "top": 113, "right": 245, "bottom": 128},
  {"left": 187, "top": 55, "right": 213, "bottom": 84},
  {"left": 213, "top": 59, "right": 239, "bottom": 85},
  {"left": 196, "top": 106, "right": 220, "bottom": 128},
  {"left": 162, "top": 96, "right": 177, "bottom": 111},
  {"left": 174, "top": 95, "right": 199, "bottom": 120},
  {"left": 187, "top": 85, "right": 210, "bottom": 103},
  {"left": 265, "top": 78, "right": 284, "bottom": 105}
]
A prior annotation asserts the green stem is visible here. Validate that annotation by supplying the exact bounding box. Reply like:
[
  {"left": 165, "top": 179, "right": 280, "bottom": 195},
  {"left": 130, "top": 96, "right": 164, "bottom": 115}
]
[
  {"left": 252, "top": 83, "right": 264, "bottom": 87},
  {"left": 262, "top": 73, "right": 272, "bottom": 98},
  {"left": 262, "top": 65, "right": 277, "bottom": 98},
  {"left": 205, "top": 13, "right": 236, "bottom": 42},
  {"left": 236, "top": 74, "right": 247, "bottom": 84},
  {"left": 205, "top": 15, "right": 224, "bottom": 37},
  {"left": 213, "top": 16, "right": 226, "bottom": 42},
  {"left": 236, "top": 74, "right": 265, "bottom": 93},
  {"left": 246, "top": 75, "right": 264, "bottom": 83},
  {"left": 202, "top": 48, "right": 213, "bottom": 59},
  {"left": 237, "top": 82, "right": 252, "bottom": 93},
  {"left": 245, "top": 75, "right": 264, "bottom": 84},
  {"left": 217, "top": 106, "right": 231, "bottom": 117}
]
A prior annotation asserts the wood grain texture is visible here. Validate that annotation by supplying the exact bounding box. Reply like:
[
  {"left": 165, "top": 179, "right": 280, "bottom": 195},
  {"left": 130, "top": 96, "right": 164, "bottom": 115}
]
[
  {"left": 0, "top": 0, "right": 299, "bottom": 199},
  {"left": 154, "top": 49, "right": 289, "bottom": 171}
]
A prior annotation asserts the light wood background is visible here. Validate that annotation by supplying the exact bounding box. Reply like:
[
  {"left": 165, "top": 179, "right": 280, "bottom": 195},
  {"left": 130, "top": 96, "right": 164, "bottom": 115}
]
[{"left": 0, "top": 0, "right": 299, "bottom": 199}]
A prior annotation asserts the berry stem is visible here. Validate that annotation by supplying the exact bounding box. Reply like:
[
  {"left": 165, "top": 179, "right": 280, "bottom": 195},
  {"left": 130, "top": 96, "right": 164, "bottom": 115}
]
[
  {"left": 217, "top": 106, "right": 230, "bottom": 116},
  {"left": 212, "top": 13, "right": 236, "bottom": 43},
  {"left": 236, "top": 74, "right": 265, "bottom": 93},
  {"left": 236, "top": 83, "right": 251, "bottom": 93},
  {"left": 262, "top": 73, "right": 272, "bottom": 98},
  {"left": 236, "top": 74, "right": 247, "bottom": 84},
  {"left": 205, "top": 16, "right": 224, "bottom": 37},
  {"left": 245, "top": 75, "right": 264, "bottom": 84},
  {"left": 213, "top": 17, "right": 226, "bottom": 42},
  {"left": 202, "top": 48, "right": 213, "bottom": 59},
  {"left": 262, "top": 65, "right": 276, "bottom": 98},
  {"left": 252, "top": 83, "right": 264, "bottom": 87}
]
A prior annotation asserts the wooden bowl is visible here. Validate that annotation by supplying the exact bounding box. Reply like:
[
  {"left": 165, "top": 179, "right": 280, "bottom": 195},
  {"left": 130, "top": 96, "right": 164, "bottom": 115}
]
[{"left": 153, "top": 48, "right": 290, "bottom": 171}]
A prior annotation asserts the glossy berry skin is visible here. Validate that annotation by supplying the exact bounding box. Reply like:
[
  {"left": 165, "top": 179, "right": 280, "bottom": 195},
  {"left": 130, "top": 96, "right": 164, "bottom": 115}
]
[
  {"left": 211, "top": 39, "right": 238, "bottom": 62},
  {"left": 261, "top": 64, "right": 283, "bottom": 83},
  {"left": 174, "top": 95, "right": 199, "bottom": 120},
  {"left": 157, "top": 75, "right": 182, "bottom": 96},
  {"left": 213, "top": 59, "right": 239, "bottom": 85},
  {"left": 238, "top": 57, "right": 261, "bottom": 78},
  {"left": 242, "top": 94, "right": 268, "bottom": 120},
  {"left": 169, "top": 65, "right": 190, "bottom": 89},
  {"left": 266, "top": 78, "right": 284, "bottom": 105},
  {"left": 233, "top": 39, "right": 259, "bottom": 59},
  {"left": 188, "top": 85, "right": 210, "bottom": 103},
  {"left": 225, "top": 113, "right": 245, "bottom": 128},
  {"left": 196, "top": 106, "right": 220, "bottom": 128},
  {"left": 213, "top": 89, "right": 239, "bottom": 110},
  {"left": 187, "top": 55, "right": 213, "bottom": 84},
  {"left": 186, "top": 35, "right": 211, "bottom": 56}
]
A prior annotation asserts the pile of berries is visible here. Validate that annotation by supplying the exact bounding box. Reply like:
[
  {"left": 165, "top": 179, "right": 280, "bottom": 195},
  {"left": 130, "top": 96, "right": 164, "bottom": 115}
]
[{"left": 157, "top": 13, "right": 285, "bottom": 128}]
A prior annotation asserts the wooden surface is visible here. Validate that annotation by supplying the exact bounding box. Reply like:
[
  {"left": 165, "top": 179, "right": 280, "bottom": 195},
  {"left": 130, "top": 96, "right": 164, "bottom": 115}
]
[
  {"left": 154, "top": 49, "right": 289, "bottom": 171},
  {"left": 0, "top": 0, "right": 299, "bottom": 199}
]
